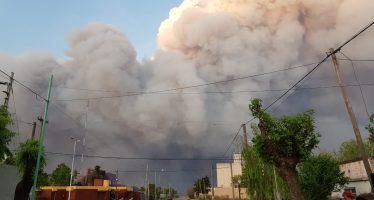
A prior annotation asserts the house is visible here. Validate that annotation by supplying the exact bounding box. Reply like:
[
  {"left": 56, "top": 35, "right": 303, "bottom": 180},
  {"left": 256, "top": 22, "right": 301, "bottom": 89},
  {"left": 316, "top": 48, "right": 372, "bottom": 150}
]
[
  {"left": 332, "top": 158, "right": 374, "bottom": 198},
  {"left": 212, "top": 154, "right": 247, "bottom": 199}
]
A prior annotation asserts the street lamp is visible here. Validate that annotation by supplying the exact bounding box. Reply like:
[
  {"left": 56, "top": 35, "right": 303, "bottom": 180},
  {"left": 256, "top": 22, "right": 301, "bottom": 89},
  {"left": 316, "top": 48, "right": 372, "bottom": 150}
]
[
  {"left": 237, "top": 179, "right": 241, "bottom": 200},
  {"left": 68, "top": 138, "right": 80, "bottom": 200}
]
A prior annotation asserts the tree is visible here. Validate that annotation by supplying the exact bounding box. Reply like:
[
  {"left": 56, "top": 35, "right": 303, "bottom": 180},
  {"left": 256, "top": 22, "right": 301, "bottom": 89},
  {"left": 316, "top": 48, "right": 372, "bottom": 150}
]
[
  {"left": 249, "top": 98, "right": 320, "bottom": 200},
  {"left": 366, "top": 114, "right": 374, "bottom": 143},
  {"left": 13, "top": 139, "right": 46, "bottom": 200},
  {"left": 241, "top": 145, "right": 290, "bottom": 200},
  {"left": 49, "top": 163, "right": 78, "bottom": 186},
  {"left": 298, "top": 153, "right": 348, "bottom": 200},
  {"left": 193, "top": 176, "right": 211, "bottom": 196},
  {"left": 83, "top": 165, "right": 106, "bottom": 185},
  {"left": 337, "top": 139, "right": 374, "bottom": 162},
  {"left": 0, "top": 105, "right": 15, "bottom": 162}
]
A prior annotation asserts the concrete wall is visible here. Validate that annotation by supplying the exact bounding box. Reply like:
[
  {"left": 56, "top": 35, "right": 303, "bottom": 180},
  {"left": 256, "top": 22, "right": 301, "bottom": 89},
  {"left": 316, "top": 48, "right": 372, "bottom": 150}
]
[
  {"left": 332, "top": 180, "right": 371, "bottom": 198},
  {"left": 0, "top": 164, "right": 22, "bottom": 200},
  {"left": 216, "top": 154, "right": 242, "bottom": 188},
  {"left": 213, "top": 187, "right": 247, "bottom": 199},
  {"left": 331, "top": 159, "right": 374, "bottom": 198}
]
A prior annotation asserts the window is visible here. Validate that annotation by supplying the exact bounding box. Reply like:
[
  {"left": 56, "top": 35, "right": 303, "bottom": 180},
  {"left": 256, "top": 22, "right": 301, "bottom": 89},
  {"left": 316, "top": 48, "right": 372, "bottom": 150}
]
[{"left": 344, "top": 187, "right": 357, "bottom": 198}]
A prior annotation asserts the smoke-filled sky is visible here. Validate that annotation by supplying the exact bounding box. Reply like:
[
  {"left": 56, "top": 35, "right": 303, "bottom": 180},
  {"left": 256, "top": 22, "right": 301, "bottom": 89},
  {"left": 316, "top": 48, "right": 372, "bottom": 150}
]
[{"left": 1, "top": 0, "right": 374, "bottom": 194}]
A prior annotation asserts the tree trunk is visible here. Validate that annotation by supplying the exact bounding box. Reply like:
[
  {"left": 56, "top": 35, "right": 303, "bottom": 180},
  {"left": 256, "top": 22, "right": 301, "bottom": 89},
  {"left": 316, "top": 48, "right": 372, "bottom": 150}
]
[
  {"left": 278, "top": 167, "right": 304, "bottom": 200},
  {"left": 14, "top": 169, "right": 33, "bottom": 200},
  {"left": 14, "top": 179, "right": 33, "bottom": 200}
]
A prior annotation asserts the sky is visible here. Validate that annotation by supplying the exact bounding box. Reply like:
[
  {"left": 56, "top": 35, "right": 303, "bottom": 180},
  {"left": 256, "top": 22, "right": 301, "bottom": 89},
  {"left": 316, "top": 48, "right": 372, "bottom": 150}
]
[
  {"left": 0, "top": 0, "right": 182, "bottom": 59},
  {"left": 1, "top": 0, "right": 374, "bottom": 195}
]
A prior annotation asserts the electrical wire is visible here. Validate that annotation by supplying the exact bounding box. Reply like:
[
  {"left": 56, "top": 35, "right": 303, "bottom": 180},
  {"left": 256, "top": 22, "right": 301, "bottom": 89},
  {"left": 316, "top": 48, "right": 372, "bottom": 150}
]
[
  {"left": 221, "top": 19, "right": 374, "bottom": 156},
  {"left": 0, "top": 69, "right": 47, "bottom": 102},
  {"left": 340, "top": 51, "right": 371, "bottom": 118},
  {"left": 265, "top": 20, "right": 374, "bottom": 112},
  {"left": 11, "top": 89, "right": 21, "bottom": 145},
  {"left": 44, "top": 151, "right": 236, "bottom": 161},
  {"left": 49, "top": 102, "right": 85, "bottom": 131},
  {"left": 339, "top": 58, "right": 374, "bottom": 62},
  {"left": 52, "top": 62, "right": 321, "bottom": 102},
  {"left": 221, "top": 126, "right": 242, "bottom": 157},
  {"left": 51, "top": 82, "right": 374, "bottom": 99},
  {"left": 14, "top": 119, "right": 35, "bottom": 126},
  {"left": 116, "top": 166, "right": 231, "bottom": 173},
  {"left": 49, "top": 58, "right": 374, "bottom": 94}
]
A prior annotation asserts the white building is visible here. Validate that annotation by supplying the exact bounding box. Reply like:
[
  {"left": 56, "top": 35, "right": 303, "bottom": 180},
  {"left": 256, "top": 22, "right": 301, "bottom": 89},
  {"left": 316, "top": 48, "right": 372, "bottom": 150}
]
[
  {"left": 332, "top": 158, "right": 374, "bottom": 198},
  {"left": 213, "top": 154, "right": 247, "bottom": 199}
]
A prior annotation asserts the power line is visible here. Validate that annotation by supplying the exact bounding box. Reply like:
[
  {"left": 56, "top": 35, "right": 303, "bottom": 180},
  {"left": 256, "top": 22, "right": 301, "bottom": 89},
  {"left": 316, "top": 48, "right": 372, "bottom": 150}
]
[
  {"left": 14, "top": 119, "right": 35, "bottom": 126},
  {"left": 0, "top": 69, "right": 47, "bottom": 102},
  {"left": 49, "top": 102, "right": 85, "bottom": 131},
  {"left": 340, "top": 52, "right": 370, "bottom": 117},
  {"left": 339, "top": 58, "right": 374, "bottom": 62},
  {"left": 263, "top": 20, "right": 374, "bottom": 112},
  {"left": 51, "top": 82, "right": 374, "bottom": 99},
  {"left": 48, "top": 58, "right": 374, "bottom": 95},
  {"left": 53, "top": 62, "right": 321, "bottom": 102},
  {"left": 44, "top": 151, "right": 236, "bottom": 161},
  {"left": 222, "top": 126, "right": 242, "bottom": 157},
  {"left": 221, "top": 20, "right": 374, "bottom": 156},
  {"left": 10, "top": 89, "right": 21, "bottom": 145},
  {"left": 117, "top": 166, "right": 232, "bottom": 173}
]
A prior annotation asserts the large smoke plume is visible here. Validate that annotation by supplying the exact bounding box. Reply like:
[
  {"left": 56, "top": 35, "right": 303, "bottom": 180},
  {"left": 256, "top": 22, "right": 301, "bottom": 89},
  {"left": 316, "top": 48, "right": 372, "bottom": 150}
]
[{"left": 1, "top": 0, "right": 374, "bottom": 192}]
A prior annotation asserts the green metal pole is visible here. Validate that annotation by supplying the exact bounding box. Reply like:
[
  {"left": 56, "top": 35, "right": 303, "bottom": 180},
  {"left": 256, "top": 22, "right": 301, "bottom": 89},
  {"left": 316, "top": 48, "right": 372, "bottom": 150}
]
[{"left": 30, "top": 75, "right": 53, "bottom": 200}]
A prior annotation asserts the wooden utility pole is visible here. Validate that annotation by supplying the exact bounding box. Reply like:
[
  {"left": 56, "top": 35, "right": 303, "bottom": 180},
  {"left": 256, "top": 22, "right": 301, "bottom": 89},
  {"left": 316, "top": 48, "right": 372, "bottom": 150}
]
[
  {"left": 31, "top": 122, "right": 37, "bottom": 139},
  {"left": 211, "top": 164, "right": 214, "bottom": 199},
  {"left": 116, "top": 169, "right": 119, "bottom": 200},
  {"left": 242, "top": 124, "right": 248, "bottom": 147},
  {"left": 230, "top": 163, "right": 235, "bottom": 200},
  {"left": 330, "top": 48, "right": 373, "bottom": 191},
  {"left": 3, "top": 72, "right": 14, "bottom": 108}
]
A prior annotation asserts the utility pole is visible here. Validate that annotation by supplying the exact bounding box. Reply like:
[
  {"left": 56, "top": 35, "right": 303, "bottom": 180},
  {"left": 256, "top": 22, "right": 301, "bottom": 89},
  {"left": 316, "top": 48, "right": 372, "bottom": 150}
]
[
  {"left": 145, "top": 164, "right": 149, "bottom": 200},
  {"left": 330, "top": 48, "right": 373, "bottom": 191},
  {"left": 3, "top": 72, "right": 14, "bottom": 109},
  {"left": 31, "top": 122, "right": 37, "bottom": 139},
  {"left": 147, "top": 180, "right": 150, "bottom": 200},
  {"left": 211, "top": 164, "right": 214, "bottom": 199},
  {"left": 31, "top": 75, "right": 53, "bottom": 200},
  {"left": 155, "top": 172, "right": 157, "bottom": 200},
  {"left": 230, "top": 163, "right": 235, "bottom": 200},
  {"left": 68, "top": 138, "right": 80, "bottom": 200},
  {"left": 116, "top": 169, "right": 119, "bottom": 200},
  {"left": 242, "top": 124, "right": 248, "bottom": 147},
  {"left": 37, "top": 116, "right": 48, "bottom": 138}
]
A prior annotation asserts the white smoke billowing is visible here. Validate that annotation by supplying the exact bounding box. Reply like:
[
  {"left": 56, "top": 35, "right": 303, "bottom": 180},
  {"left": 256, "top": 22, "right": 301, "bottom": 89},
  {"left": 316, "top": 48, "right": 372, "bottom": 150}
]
[{"left": 2, "top": 0, "right": 374, "bottom": 190}]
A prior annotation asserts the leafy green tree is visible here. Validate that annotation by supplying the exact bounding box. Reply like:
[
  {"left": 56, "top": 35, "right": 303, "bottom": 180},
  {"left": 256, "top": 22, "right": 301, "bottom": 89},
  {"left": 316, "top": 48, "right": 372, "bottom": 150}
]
[
  {"left": 337, "top": 139, "right": 374, "bottom": 162},
  {"left": 0, "top": 105, "right": 15, "bottom": 162},
  {"left": 49, "top": 163, "right": 78, "bottom": 186},
  {"left": 298, "top": 153, "right": 348, "bottom": 200},
  {"left": 366, "top": 114, "right": 374, "bottom": 143},
  {"left": 13, "top": 139, "right": 46, "bottom": 200},
  {"left": 241, "top": 145, "right": 290, "bottom": 200},
  {"left": 38, "top": 171, "right": 50, "bottom": 187},
  {"left": 249, "top": 98, "right": 319, "bottom": 200},
  {"left": 193, "top": 176, "right": 211, "bottom": 195},
  {"left": 83, "top": 165, "right": 106, "bottom": 185}
]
